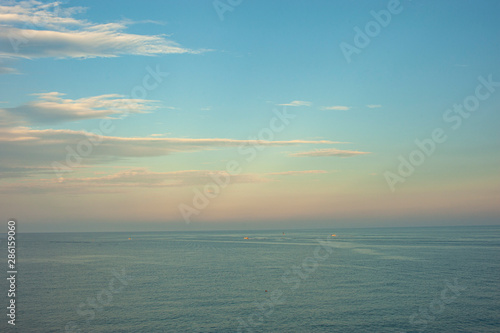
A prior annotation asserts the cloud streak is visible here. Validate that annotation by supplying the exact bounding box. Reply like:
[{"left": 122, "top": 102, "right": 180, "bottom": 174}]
[
  {"left": 320, "top": 105, "right": 350, "bottom": 111},
  {"left": 0, "top": 168, "right": 328, "bottom": 194},
  {"left": 0, "top": 66, "right": 18, "bottom": 74},
  {"left": 59, "top": 168, "right": 268, "bottom": 187},
  {"left": 0, "top": 92, "right": 160, "bottom": 124},
  {"left": 266, "top": 170, "right": 329, "bottom": 176},
  {"left": 0, "top": 1, "right": 205, "bottom": 59},
  {"left": 0, "top": 126, "right": 343, "bottom": 173},
  {"left": 0, "top": 165, "right": 56, "bottom": 179},
  {"left": 290, "top": 148, "right": 370, "bottom": 158},
  {"left": 278, "top": 100, "right": 312, "bottom": 107}
]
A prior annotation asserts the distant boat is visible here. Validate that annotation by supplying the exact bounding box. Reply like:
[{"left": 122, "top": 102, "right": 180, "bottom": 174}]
[
  {"left": 243, "top": 237, "right": 249, "bottom": 240},
  {"left": 331, "top": 234, "right": 336, "bottom": 237}
]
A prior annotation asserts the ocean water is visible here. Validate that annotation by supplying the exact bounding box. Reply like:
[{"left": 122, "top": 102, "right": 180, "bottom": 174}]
[{"left": 0, "top": 226, "right": 499, "bottom": 332}]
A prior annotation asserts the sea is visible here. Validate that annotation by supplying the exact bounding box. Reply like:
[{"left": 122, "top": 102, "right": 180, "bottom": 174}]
[{"left": 0, "top": 225, "right": 499, "bottom": 332}]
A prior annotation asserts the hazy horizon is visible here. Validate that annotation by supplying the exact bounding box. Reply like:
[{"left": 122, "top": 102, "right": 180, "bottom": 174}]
[{"left": 11, "top": 220, "right": 500, "bottom": 234}]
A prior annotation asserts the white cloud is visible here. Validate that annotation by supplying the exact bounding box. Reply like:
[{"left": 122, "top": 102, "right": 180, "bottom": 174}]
[
  {"left": 0, "top": 1, "right": 205, "bottom": 60},
  {"left": 366, "top": 104, "right": 382, "bottom": 108},
  {"left": 1, "top": 92, "right": 160, "bottom": 124},
  {"left": 278, "top": 100, "right": 312, "bottom": 107},
  {"left": 0, "top": 1, "right": 86, "bottom": 29},
  {"left": 320, "top": 105, "right": 350, "bottom": 111},
  {"left": 290, "top": 148, "right": 370, "bottom": 158}
]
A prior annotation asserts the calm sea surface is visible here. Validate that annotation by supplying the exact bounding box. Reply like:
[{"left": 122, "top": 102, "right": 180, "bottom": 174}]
[{"left": 0, "top": 226, "right": 499, "bottom": 332}]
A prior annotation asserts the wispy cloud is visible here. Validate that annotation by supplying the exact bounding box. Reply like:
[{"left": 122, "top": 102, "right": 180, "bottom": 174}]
[
  {"left": 290, "top": 148, "right": 370, "bottom": 158},
  {"left": 0, "top": 66, "right": 19, "bottom": 74},
  {"left": 266, "top": 170, "right": 328, "bottom": 176},
  {"left": 320, "top": 105, "right": 350, "bottom": 111},
  {"left": 0, "top": 1, "right": 206, "bottom": 60},
  {"left": 0, "top": 167, "right": 336, "bottom": 194},
  {"left": 278, "top": 100, "right": 312, "bottom": 107},
  {"left": 0, "top": 165, "right": 56, "bottom": 179},
  {"left": 61, "top": 168, "right": 267, "bottom": 187},
  {"left": 0, "top": 92, "right": 160, "bottom": 124},
  {"left": 149, "top": 133, "right": 170, "bottom": 137},
  {"left": 0, "top": 168, "right": 271, "bottom": 194},
  {"left": 0, "top": 127, "right": 343, "bottom": 172},
  {"left": 366, "top": 104, "right": 382, "bottom": 108}
]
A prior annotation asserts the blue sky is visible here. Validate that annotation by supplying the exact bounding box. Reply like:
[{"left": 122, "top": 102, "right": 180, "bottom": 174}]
[{"left": 0, "top": 0, "right": 499, "bottom": 231}]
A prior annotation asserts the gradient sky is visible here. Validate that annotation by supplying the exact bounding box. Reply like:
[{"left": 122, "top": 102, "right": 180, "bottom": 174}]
[{"left": 1, "top": 0, "right": 499, "bottom": 232}]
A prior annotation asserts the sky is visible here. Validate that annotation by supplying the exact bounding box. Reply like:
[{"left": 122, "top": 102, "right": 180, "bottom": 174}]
[{"left": 0, "top": 0, "right": 499, "bottom": 232}]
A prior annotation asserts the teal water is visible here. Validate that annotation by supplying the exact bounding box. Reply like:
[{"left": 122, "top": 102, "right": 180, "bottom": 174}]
[{"left": 0, "top": 226, "right": 499, "bottom": 332}]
